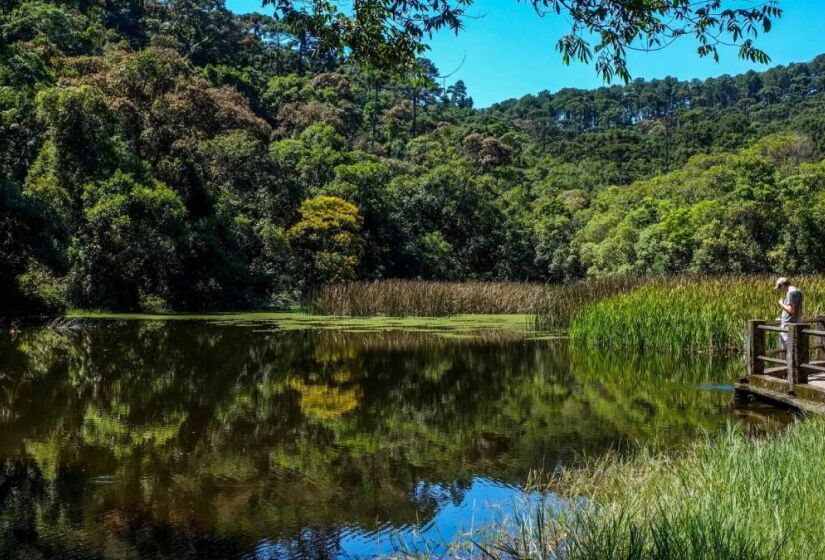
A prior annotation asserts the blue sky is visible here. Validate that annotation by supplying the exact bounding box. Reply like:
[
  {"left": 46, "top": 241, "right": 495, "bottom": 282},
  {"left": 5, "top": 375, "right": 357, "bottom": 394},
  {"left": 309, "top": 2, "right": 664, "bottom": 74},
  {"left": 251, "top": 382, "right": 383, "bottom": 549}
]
[{"left": 227, "top": 0, "right": 825, "bottom": 107}]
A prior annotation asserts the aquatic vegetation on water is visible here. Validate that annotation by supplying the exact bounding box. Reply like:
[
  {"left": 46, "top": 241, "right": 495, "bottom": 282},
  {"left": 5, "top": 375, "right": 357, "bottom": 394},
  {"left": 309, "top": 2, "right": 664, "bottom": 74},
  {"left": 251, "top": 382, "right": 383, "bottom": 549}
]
[
  {"left": 531, "top": 276, "right": 651, "bottom": 331},
  {"left": 66, "top": 310, "right": 537, "bottom": 336}
]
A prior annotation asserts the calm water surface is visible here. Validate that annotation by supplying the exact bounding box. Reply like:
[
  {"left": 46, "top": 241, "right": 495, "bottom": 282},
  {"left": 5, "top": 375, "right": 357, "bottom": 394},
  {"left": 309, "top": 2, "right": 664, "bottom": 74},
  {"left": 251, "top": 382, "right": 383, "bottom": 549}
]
[{"left": 0, "top": 320, "right": 789, "bottom": 559}]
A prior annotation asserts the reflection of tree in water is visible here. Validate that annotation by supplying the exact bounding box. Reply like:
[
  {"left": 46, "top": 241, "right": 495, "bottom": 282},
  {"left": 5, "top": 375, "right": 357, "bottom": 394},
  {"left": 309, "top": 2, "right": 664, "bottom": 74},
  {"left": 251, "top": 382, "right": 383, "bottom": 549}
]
[
  {"left": 0, "top": 323, "right": 742, "bottom": 558},
  {"left": 0, "top": 458, "right": 46, "bottom": 557}
]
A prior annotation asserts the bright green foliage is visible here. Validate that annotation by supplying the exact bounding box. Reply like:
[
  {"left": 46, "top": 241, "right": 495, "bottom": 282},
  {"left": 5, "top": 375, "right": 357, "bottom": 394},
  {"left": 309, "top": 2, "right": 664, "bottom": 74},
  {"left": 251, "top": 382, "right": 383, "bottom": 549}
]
[
  {"left": 2, "top": 1, "right": 101, "bottom": 55},
  {"left": 31, "top": 85, "right": 121, "bottom": 194},
  {"left": 569, "top": 275, "right": 825, "bottom": 353},
  {"left": 288, "top": 195, "right": 365, "bottom": 286},
  {"left": 573, "top": 135, "right": 825, "bottom": 277}
]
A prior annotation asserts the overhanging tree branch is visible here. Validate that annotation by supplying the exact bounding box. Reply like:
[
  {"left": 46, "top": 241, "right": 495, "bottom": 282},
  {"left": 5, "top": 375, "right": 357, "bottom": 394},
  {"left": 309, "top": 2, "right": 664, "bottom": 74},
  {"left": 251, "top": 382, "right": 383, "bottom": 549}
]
[{"left": 260, "top": 0, "right": 782, "bottom": 81}]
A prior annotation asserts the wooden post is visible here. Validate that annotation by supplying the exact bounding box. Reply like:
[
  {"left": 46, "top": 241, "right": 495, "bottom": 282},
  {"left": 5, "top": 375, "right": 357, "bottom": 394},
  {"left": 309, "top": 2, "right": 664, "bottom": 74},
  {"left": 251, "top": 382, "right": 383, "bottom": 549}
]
[
  {"left": 787, "top": 323, "right": 809, "bottom": 391},
  {"left": 816, "top": 316, "right": 825, "bottom": 361},
  {"left": 746, "top": 320, "right": 765, "bottom": 377}
]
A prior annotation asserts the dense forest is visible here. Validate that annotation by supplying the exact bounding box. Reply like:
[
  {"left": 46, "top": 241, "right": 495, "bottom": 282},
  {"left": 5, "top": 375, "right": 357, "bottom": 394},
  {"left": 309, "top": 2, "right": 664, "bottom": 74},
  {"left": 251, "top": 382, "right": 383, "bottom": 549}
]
[{"left": 3, "top": 0, "right": 825, "bottom": 314}]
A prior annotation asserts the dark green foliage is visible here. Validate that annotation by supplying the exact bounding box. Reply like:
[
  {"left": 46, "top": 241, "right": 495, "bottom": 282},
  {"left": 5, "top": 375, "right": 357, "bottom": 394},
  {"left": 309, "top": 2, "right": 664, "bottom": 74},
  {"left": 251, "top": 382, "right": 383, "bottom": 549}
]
[
  {"left": 0, "top": 178, "right": 64, "bottom": 315},
  {"left": 70, "top": 171, "right": 186, "bottom": 310},
  {"left": 0, "top": 0, "right": 820, "bottom": 316}
]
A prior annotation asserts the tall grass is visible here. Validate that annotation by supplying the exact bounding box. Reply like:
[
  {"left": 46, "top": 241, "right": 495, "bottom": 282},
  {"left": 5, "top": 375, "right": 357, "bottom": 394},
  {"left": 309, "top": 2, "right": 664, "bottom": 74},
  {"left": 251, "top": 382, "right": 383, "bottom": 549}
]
[
  {"left": 314, "top": 276, "right": 825, "bottom": 351},
  {"left": 531, "top": 276, "right": 650, "bottom": 331},
  {"left": 570, "top": 275, "right": 825, "bottom": 354},
  {"left": 527, "top": 418, "right": 825, "bottom": 559},
  {"left": 313, "top": 277, "right": 647, "bottom": 328},
  {"left": 402, "top": 419, "right": 825, "bottom": 559},
  {"left": 311, "top": 280, "right": 552, "bottom": 317}
]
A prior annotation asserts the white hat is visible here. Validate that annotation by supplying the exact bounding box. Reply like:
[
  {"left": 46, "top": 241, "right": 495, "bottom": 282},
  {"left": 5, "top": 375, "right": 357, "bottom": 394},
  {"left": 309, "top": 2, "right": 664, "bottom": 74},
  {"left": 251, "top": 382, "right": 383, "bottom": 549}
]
[{"left": 775, "top": 277, "right": 789, "bottom": 289}]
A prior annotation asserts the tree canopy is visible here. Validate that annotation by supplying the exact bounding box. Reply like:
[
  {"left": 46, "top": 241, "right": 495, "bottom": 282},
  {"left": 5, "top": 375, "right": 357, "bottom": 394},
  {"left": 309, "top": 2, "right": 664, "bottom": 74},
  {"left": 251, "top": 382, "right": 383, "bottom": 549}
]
[{"left": 2, "top": 0, "right": 823, "bottom": 315}]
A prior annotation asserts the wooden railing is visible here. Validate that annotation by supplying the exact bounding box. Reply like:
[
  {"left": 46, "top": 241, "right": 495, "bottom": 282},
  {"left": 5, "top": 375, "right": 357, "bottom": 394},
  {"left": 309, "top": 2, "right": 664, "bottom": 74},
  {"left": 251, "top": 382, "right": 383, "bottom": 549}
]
[{"left": 747, "top": 317, "right": 825, "bottom": 394}]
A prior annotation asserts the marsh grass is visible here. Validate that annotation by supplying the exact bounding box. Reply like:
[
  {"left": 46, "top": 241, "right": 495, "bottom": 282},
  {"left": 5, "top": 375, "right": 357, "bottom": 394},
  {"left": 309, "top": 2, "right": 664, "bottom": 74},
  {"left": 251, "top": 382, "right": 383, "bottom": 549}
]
[
  {"left": 310, "top": 275, "right": 825, "bottom": 352},
  {"left": 401, "top": 419, "right": 825, "bottom": 559},
  {"left": 312, "top": 277, "right": 647, "bottom": 328},
  {"left": 533, "top": 418, "right": 825, "bottom": 559},
  {"left": 531, "top": 276, "right": 650, "bottom": 331},
  {"left": 311, "top": 281, "right": 553, "bottom": 317},
  {"left": 569, "top": 275, "right": 825, "bottom": 353}
]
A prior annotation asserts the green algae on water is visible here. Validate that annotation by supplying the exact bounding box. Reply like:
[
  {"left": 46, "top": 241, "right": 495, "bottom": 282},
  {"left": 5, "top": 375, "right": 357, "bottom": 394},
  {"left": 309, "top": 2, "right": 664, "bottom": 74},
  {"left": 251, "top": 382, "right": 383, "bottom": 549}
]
[{"left": 66, "top": 310, "right": 541, "bottom": 338}]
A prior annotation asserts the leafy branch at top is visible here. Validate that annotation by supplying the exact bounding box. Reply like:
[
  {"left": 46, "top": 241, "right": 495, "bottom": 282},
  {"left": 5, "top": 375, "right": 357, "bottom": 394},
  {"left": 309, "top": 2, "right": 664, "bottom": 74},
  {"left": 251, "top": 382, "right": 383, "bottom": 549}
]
[{"left": 261, "top": 0, "right": 782, "bottom": 82}]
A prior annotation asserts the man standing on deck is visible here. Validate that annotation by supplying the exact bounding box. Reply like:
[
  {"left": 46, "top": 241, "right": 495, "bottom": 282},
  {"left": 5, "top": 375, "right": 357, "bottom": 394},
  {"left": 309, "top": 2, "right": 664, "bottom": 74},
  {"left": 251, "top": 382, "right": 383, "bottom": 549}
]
[{"left": 776, "top": 277, "right": 804, "bottom": 350}]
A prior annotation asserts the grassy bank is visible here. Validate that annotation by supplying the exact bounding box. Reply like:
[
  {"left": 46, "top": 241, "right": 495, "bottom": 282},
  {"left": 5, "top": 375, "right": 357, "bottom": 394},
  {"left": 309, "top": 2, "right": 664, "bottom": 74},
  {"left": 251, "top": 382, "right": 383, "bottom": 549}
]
[
  {"left": 422, "top": 419, "right": 825, "bottom": 559},
  {"left": 569, "top": 275, "right": 825, "bottom": 353}
]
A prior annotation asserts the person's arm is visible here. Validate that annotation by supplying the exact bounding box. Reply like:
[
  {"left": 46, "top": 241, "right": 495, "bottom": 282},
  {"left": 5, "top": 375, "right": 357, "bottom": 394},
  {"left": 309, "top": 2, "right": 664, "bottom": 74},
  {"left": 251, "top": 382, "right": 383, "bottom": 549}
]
[
  {"left": 779, "top": 293, "right": 799, "bottom": 315},
  {"left": 779, "top": 301, "right": 797, "bottom": 314}
]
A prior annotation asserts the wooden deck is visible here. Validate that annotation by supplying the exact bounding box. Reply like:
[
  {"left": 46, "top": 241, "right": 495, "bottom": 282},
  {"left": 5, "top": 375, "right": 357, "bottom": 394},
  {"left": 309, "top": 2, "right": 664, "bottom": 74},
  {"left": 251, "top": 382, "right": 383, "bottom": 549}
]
[
  {"left": 736, "top": 374, "right": 825, "bottom": 415},
  {"left": 737, "top": 317, "right": 825, "bottom": 414}
]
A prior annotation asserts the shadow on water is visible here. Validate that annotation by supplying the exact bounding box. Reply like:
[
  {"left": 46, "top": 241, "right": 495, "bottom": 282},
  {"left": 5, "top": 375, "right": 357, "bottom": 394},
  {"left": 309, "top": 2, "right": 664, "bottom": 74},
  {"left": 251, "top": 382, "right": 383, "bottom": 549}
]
[{"left": 0, "top": 321, "right": 791, "bottom": 558}]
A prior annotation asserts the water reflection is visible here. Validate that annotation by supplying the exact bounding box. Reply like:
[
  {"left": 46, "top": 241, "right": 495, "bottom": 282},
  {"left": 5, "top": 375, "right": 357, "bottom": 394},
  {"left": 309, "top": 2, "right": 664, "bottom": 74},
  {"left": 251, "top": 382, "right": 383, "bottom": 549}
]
[{"left": 0, "top": 322, "right": 783, "bottom": 558}]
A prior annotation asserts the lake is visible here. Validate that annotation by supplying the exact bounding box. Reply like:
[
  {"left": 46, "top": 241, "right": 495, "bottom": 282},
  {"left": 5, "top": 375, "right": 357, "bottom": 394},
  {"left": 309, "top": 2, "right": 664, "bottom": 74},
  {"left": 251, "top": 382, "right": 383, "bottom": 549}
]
[{"left": 0, "top": 318, "right": 789, "bottom": 559}]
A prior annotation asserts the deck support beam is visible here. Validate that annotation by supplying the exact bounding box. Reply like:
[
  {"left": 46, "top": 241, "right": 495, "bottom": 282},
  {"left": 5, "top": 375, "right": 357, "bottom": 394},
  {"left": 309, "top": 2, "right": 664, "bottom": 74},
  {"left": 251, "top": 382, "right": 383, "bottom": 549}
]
[
  {"left": 787, "top": 323, "right": 809, "bottom": 392},
  {"left": 747, "top": 320, "right": 766, "bottom": 377},
  {"left": 815, "top": 316, "right": 825, "bottom": 362}
]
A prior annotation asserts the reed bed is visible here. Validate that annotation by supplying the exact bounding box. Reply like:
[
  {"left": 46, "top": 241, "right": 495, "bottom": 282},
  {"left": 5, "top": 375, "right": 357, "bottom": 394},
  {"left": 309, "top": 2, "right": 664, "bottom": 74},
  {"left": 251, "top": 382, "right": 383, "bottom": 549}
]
[
  {"left": 531, "top": 275, "right": 650, "bottom": 331},
  {"left": 569, "top": 275, "right": 825, "bottom": 354},
  {"left": 311, "top": 280, "right": 552, "bottom": 317},
  {"left": 314, "top": 275, "right": 825, "bottom": 352},
  {"left": 312, "top": 277, "right": 647, "bottom": 327}
]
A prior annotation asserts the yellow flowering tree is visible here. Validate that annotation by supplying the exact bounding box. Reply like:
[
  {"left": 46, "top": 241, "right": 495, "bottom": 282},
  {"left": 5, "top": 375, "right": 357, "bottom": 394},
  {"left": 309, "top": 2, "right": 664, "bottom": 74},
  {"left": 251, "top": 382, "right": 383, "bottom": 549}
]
[{"left": 288, "top": 195, "right": 364, "bottom": 286}]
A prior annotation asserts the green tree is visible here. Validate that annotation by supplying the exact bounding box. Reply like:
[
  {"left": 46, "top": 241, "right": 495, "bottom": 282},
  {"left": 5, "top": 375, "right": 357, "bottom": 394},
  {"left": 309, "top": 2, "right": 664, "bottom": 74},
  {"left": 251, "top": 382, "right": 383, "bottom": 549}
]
[
  {"left": 30, "top": 85, "right": 121, "bottom": 194},
  {"left": 0, "top": 177, "right": 64, "bottom": 314},
  {"left": 2, "top": 1, "right": 100, "bottom": 55},
  {"left": 71, "top": 171, "right": 186, "bottom": 310}
]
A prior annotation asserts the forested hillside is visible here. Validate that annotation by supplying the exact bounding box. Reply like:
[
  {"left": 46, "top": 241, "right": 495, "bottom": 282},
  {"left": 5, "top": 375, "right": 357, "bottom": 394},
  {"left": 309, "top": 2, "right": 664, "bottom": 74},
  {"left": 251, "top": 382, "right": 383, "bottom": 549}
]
[{"left": 3, "top": 0, "right": 825, "bottom": 314}]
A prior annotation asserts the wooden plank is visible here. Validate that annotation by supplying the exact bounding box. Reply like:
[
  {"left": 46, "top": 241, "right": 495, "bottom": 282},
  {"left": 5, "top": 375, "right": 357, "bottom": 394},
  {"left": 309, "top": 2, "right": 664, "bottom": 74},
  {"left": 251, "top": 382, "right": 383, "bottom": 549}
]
[
  {"left": 764, "top": 365, "right": 788, "bottom": 376},
  {"left": 801, "top": 363, "right": 825, "bottom": 374},
  {"left": 737, "top": 380, "right": 825, "bottom": 416},
  {"left": 817, "top": 317, "right": 825, "bottom": 361},
  {"left": 758, "top": 325, "right": 788, "bottom": 333},
  {"left": 757, "top": 356, "right": 786, "bottom": 365},
  {"left": 747, "top": 374, "right": 825, "bottom": 404},
  {"left": 802, "top": 329, "right": 825, "bottom": 337}
]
